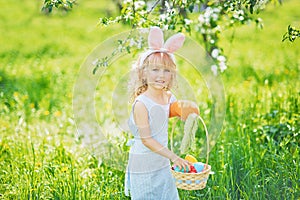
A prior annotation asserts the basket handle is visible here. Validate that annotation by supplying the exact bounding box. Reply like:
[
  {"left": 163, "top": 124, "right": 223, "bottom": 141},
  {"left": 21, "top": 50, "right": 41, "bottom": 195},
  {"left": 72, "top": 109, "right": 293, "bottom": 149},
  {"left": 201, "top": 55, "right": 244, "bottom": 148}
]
[{"left": 170, "top": 115, "right": 209, "bottom": 166}]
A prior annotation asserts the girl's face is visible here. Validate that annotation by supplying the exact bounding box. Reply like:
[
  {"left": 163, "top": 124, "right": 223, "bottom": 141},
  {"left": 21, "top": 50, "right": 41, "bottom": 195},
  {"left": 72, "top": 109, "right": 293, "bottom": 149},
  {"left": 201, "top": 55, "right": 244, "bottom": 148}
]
[
  {"left": 141, "top": 53, "right": 176, "bottom": 91},
  {"left": 144, "top": 64, "right": 173, "bottom": 90}
]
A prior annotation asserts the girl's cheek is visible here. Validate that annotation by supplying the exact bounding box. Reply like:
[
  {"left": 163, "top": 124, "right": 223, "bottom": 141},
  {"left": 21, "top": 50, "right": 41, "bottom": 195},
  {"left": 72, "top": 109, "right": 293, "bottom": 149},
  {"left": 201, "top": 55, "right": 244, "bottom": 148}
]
[{"left": 165, "top": 72, "right": 172, "bottom": 78}]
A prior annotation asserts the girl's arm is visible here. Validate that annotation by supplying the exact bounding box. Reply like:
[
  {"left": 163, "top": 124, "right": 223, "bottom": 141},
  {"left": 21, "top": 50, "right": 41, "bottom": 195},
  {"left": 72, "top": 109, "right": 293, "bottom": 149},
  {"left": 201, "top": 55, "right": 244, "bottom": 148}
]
[{"left": 134, "top": 101, "right": 190, "bottom": 170}]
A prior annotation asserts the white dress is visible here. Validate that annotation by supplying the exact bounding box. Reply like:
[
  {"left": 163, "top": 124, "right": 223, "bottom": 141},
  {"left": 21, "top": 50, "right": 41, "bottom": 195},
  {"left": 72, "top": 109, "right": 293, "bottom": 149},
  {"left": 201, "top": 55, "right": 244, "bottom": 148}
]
[{"left": 125, "top": 94, "right": 179, "bottom": 200}]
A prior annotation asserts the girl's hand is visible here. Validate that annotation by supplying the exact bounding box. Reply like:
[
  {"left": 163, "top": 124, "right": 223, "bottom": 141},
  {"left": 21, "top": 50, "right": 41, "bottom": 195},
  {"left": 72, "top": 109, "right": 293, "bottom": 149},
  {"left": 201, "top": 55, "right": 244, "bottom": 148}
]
[{"left": 172, "top": 156, "right": 191, "bottom": 172}]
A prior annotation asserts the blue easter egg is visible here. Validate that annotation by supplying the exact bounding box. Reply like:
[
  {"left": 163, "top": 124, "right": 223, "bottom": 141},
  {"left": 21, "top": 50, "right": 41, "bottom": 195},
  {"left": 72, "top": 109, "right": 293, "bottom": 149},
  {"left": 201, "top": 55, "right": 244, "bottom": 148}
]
[
  {"left": 174, "top": 166, "right": 187, "bottom": 173},
  {"left": 193, "top": 162, "right": 205, "bottom": 173}
]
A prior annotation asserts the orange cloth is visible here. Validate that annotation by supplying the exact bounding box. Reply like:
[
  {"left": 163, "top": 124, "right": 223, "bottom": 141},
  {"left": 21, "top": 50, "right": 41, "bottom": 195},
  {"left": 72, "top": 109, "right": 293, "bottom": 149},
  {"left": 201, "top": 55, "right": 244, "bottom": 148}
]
[{"left": 169, "top": 100, "right": 199, "bottom": 120}]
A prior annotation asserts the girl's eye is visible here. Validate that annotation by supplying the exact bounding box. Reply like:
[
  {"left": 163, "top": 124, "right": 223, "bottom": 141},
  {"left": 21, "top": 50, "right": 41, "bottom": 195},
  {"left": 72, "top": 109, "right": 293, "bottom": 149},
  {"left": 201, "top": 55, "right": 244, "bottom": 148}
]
[
  {"left": 152, "top": 68, "right": 159, "bottom": 71},
  {"left": 164, "top": 69, "right": 171, "bottom": 73}
]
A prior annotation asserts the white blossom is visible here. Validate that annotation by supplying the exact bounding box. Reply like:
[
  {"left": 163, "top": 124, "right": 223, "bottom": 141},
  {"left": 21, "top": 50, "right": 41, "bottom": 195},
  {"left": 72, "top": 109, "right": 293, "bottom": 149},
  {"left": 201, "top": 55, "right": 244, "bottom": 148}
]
[
  {"left": 200, "top": 28, "right": 206, "bottom": 34},
  {"left": 204, "top": 7, "right": 212, "bottom": 18},
  {"left": 165, "top": 1, "right": 171, "bottom": 12},
  {"left": 233, "top": 10, "right": 245, "bottom": 20},
  {"left": 198, "top": 15, "right": 205, "bottom": 23},
  {"left": 215, "top": 25, "right": 221, "bottom": 32},
  {"left": 237, "top": 10, "right": 244, "bottom": 15},
  {"left": 162, "top": 24, "right": 169, "bottom": 30},
  {"left": 217, "top": 55, "right": 226, "bottom": 62},
  {"left": 159, "top": 13, "right": 171, "bottom": 22},
  {"left": 211, "top": 49, "right": 219, "bottom": 58},
  {"left": 134, "top": 1, "right": 145, "bottom": 10},
  {"left": 219, "top": 62, "right": 227, "bottom": 72},
  {"left": 254, "top": 0, "right": 268, "bottom": 10},
  {"left": 211, "top": 64, "right": 218, "bottom": 76},
  {"left": 184, "top": 18, "right": 192, "bottom": 25},
  {"left": 212, "top": 13, "right": 219, "bottom": 21},
  {"left": 213, "top": 7, "right": 221, "bottom": 13}
]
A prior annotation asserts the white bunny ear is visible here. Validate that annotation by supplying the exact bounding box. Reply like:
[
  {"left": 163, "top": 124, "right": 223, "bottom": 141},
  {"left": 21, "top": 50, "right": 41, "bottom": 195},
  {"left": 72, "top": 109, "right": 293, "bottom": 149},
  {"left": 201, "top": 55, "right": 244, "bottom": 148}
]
[
  {"left": 148, "top": 27, "right": 164, "bottom": 49},
  {"left": 163, "top": 33, "right": 185, "bottom": 53}
]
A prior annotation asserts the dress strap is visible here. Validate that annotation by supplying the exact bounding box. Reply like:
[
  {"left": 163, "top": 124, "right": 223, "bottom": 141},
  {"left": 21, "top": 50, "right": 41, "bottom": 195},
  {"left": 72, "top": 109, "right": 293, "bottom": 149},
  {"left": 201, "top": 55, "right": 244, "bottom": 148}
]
[{"left": 135, "top": 94, "right": 153, "bottom": 110}]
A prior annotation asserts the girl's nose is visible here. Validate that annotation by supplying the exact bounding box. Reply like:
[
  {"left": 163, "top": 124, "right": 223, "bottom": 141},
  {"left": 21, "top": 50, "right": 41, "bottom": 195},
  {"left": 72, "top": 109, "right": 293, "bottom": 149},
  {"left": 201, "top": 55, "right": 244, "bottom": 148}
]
[{"left": 158, "top": 69, "right": 165, "bottom": 77}]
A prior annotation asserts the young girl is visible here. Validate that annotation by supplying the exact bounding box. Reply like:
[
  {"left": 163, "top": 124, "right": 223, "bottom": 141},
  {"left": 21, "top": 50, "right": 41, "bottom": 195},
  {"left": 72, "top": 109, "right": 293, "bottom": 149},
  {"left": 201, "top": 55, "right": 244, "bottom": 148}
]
[{"left": 125, "top": 27, "right": 191, "bottom": 199}]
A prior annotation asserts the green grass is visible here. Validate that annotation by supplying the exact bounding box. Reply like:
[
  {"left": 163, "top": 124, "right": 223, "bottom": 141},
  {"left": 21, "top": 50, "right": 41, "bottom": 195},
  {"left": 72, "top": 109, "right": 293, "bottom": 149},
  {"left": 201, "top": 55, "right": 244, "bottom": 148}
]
[{"left": 0, "top": 0, "right": 299, "bottom": 199}]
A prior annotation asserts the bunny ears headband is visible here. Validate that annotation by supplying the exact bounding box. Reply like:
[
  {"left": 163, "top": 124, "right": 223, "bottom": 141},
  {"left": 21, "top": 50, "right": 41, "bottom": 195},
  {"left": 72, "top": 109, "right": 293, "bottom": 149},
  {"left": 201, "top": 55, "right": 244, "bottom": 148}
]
[{"left": 139, "top": 27, "right": 185, "bottom": 67}]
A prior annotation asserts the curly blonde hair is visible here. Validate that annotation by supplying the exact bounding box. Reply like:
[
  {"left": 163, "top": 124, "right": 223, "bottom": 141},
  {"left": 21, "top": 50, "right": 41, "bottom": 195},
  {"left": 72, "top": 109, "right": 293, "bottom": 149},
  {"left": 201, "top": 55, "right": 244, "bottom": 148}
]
[{"left": 128, "top": 52, "right": 177, "bottom": 102}]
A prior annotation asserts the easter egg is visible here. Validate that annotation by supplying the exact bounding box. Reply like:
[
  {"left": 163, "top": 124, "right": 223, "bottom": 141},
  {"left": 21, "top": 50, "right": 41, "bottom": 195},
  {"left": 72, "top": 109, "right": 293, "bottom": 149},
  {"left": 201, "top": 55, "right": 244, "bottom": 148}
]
[
  {"left": 174, "top": 165, "right": 190, "bottom": 173},
  {"left": 185, "top": 154, "right": 198, "bottom": 163},
  {"left": 189, "top": 165, "right": 197, "bottom": 173},
  {"left": 174, "top": 166, "right": 186, "bottom": 173},
  {"left": 193, "top": 162, "right": 205, "bottom": 173}
]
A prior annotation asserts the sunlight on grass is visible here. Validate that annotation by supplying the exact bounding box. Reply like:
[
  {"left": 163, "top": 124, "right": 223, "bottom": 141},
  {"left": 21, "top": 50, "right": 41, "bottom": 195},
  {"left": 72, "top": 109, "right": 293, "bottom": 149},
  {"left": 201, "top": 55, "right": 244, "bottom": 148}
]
[{"left": 0, "top": 0, "right": 299, "bottom": 199}]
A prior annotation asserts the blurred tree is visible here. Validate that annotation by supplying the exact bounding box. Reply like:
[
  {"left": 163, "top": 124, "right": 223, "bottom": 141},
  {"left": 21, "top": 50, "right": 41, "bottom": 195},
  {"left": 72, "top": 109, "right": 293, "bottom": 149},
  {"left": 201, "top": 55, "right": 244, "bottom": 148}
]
[{"left": 41, "top": 0, "right": 299, "bottom": 74}]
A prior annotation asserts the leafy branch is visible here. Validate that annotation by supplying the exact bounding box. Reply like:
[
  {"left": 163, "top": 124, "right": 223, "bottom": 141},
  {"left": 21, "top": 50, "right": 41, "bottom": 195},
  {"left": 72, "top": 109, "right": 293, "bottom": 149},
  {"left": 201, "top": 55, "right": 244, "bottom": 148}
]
[
  {"left": 92, "top": 30, "right": 146, "bottom": 74},
  {"left": 282, "top": 25, "right": 300, "bottom": 42},
  {"left": 42, "top": 0, "right": 290, "bottom": 75},
  {"left": 42, "top": 0, "right": 76, "bottom": 13}
]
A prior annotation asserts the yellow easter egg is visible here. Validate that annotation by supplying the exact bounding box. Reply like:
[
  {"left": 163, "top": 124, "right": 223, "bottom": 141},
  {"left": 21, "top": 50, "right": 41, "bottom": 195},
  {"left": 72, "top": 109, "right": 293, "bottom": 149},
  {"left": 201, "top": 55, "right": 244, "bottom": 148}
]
[{"left": 185, "top": 154, "right": 198, "bottom": 163}]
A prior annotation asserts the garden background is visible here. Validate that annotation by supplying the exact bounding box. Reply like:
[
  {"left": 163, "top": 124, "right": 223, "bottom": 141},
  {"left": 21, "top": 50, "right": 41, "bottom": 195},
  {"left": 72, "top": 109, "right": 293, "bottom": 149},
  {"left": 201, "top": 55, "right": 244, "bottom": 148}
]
[{"left": 0, "top": 0, "right": 299, "bottom": 199}]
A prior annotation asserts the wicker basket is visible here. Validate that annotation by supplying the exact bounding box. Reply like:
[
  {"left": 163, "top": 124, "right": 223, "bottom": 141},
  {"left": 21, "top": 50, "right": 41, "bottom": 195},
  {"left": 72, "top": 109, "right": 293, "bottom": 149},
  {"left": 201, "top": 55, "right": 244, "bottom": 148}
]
[{"left": 170, "top": 115, "right": 211, "bottom": 190}]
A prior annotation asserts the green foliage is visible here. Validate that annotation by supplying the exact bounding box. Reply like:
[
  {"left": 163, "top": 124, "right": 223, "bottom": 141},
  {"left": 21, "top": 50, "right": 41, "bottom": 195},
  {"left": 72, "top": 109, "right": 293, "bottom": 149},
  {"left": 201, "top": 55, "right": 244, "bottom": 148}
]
[
  {"left": 41, "top": 0, "right": 286, "bottom": 74},
  {"left": 1, "top": 0, "right": 300, "bottom": 199},
  {"left": 94, "top": 0, "right": 273, "bottom": 73}
]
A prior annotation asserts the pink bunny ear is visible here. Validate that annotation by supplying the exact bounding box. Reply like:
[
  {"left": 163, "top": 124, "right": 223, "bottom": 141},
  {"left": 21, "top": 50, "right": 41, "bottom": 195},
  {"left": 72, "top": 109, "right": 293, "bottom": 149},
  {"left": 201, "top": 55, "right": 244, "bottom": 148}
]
[
  {"left": 163, "top": 33, "right": 185, "bottom": 53},
  {"left": 148, "top": 27, "right": 164, "bottom": 50}
]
